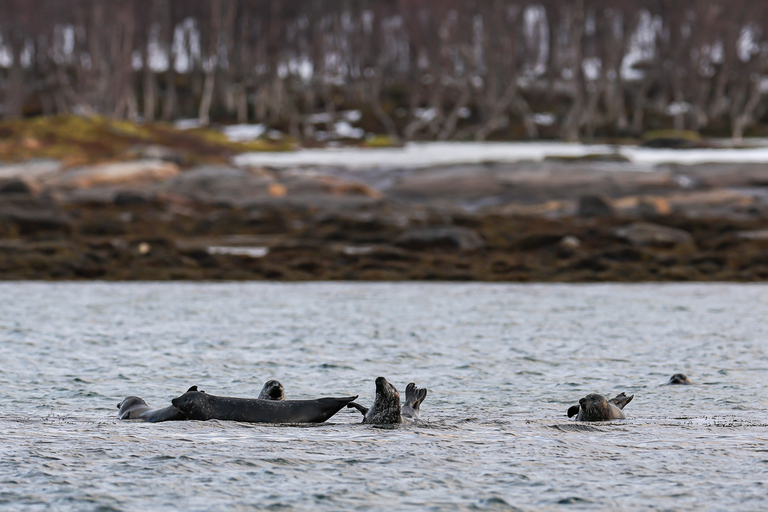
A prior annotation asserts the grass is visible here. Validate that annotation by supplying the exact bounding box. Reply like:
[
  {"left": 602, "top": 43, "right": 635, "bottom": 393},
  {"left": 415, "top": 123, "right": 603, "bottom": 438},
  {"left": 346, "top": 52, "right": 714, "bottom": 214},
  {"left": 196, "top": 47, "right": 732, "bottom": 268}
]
[{"left": 0, "top": 115, "right": 296, "bottom": 167}]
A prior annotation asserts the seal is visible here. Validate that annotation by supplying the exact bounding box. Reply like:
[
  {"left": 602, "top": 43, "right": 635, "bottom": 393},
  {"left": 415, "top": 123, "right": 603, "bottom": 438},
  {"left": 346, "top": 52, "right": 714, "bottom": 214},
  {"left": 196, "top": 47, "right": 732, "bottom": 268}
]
[
  {"left": 348, "top": 377, "right": 428, "bottom": 424},
  {"left": 567, "top": 392, "right": 633, "bottom": 421},
  {"left": 117, "top": 385, "right": 198, "bottom": 422},
  {"left": 258, "top": 380, "right": 285, "bottom": 400},
  {"left": 170, "top": 389, "right": 358, "bottom": 423},
  {"left": 666, "top": 373, "right": 692, "bottom": 385}
]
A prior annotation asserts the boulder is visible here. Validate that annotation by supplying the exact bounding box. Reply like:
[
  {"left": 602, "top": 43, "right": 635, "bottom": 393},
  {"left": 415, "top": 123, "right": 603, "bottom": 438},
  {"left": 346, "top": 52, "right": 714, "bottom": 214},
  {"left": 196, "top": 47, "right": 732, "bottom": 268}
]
[
  {"left": 165, "top": 165, "right": 274, "bottom": 205},
  {"left": 577, "top": 194, "right": 616, "bottom": 218},
  {"left": 0, "top": 178, "right": 33, "bottom": 195},
  {"left": 613, "top": 222, "right": 694, "bottom": 248},
  {"left": 0, "top": 197, "right": 72, "bottom": 235},
  {"left": 391, "top": 166, "right": 505, "bottom": 199},
  {"left": 0, "top": 159, "right": 62, "bottom": 192},
  {"left": 45, "top": 160, "right": 179, "bottom": 189},
  {"left": 395, "top": 226, "right": 485, "bottom": 251}
]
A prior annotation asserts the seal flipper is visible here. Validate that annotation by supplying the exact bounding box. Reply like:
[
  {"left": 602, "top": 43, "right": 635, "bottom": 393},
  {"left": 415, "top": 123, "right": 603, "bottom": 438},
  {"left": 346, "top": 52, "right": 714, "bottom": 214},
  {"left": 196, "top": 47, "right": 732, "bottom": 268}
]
[
  {"left": 608, "top": 392, "right": 633, "bottom": 410},
  {"left": 401, "top": 382, "right": 427, "bottom": 419},
  {"left": 403, "top": 383, "right": 427, "bottom": 411},
  {"left": 567, "top": 405, "right": 580, "bottom": 418},
  {"left": 347, "top": 402, "right": 369, "bottom": 416}
]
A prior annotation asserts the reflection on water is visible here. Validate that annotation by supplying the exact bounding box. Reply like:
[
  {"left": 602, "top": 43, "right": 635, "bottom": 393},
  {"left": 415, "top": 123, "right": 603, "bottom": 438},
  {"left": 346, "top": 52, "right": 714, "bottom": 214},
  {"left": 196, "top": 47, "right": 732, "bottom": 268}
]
[{"left": 1, "top": 282, "right": 767, "bottom": 511}]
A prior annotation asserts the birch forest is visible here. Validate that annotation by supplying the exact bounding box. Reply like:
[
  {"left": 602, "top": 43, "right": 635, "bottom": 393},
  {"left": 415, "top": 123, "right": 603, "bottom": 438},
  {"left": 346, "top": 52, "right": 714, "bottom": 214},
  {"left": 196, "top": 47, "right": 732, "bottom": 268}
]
[{"left": 1, "top": 0, "right": 767, "bottom": 142}]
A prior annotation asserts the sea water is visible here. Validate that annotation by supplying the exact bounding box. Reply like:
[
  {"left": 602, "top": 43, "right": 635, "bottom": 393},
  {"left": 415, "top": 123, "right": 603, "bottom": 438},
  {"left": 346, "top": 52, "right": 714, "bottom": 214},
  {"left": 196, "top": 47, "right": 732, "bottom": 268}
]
[{"left": 1, "top": 282, "right": 767, "bottom": 511}]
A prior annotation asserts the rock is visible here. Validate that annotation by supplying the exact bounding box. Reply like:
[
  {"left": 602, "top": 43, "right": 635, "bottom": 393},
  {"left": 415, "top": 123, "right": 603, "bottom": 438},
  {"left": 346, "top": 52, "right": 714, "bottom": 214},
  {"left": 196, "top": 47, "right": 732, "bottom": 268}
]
[
  {"left": 577, "top": 195, "right": 616, "bottom": 218},
  {"left": 391, "top": 166, "right": 505, "bottom": 199},
  {"left": 125, "top": 144, "right": 186, "bottom": 165},
  {"left": 395, "top": 226, "right": 485, "bottom": 251},
  {"left": 0, "top": 159, "right": 63, "bottom": 192},
  {"left": 636, "top": 196, "right": 671, "bottom": 217},
  {"left": 281, "top": 174, "right": 382, "bottom": 199},
  {"left": 0, "top": 197, "right": 72, "bottom": 235},
  {"left": 559, "top": 236, "right": 581, "bottom": 249},
  {"left": 165, "top": 165, "right": 274, "bottom": 205},
  {"left": 613, "top": 222, "right": 694, "bottom": 248},
  {"left": 113, "top": 190, "right": 152, "bottom": 206},
  {"left": 45, "top": 160, "right": 179, "bottom": 189},
  {"left": 0, "top": 178, "right": 33, "bottom": 195}
]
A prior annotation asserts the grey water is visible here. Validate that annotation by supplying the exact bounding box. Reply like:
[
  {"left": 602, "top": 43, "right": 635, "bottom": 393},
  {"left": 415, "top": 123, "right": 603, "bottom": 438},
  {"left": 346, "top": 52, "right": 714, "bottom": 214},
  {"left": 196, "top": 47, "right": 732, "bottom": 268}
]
[{"left": 1, "top": 282, "right": 767, "bottom": 511}]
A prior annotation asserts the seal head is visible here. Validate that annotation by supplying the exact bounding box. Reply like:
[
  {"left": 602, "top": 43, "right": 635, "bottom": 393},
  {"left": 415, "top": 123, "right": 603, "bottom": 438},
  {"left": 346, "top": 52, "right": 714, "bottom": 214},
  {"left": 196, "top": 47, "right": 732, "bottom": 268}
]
[
  {"left": 258, "top": 380, "right": 286, "bottom": 400},
  {"left": 117, "top": 386, "right": 198, "bottom": 422},
  {"left": 568, "top": 392, "right": 633, "bottom": 421},
  {"left": 666, "top": 373, "right": 692, "bottom": 385}
]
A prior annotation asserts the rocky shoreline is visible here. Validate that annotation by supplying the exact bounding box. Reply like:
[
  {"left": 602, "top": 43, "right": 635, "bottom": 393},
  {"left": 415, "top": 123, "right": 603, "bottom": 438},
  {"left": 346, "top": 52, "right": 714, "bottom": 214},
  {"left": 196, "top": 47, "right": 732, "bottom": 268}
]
[{"left": 2, "top": 153, "right": 768, "bottom": 281}]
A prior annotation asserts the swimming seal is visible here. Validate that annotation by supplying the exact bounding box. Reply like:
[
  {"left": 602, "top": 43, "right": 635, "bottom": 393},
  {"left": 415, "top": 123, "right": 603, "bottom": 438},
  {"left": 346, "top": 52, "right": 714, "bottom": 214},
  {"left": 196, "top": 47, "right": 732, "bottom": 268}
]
[
  {"left": 567, "top": 392, "right": 633, "bottom": 421},
  {"left": 117, "top": 385, "right": 199, "bottom": 422},
  {"left": 348, "top": 377, "right": 428, "bottom": 424},
  {"left": 666, "top": 373, "right": 692, "bottom": 385},
  {"left": 170, "top": 389, "right": 358, "bottom": 423},
  {"left": 258, "top": 380, "right": 285, "bottom": 400}
]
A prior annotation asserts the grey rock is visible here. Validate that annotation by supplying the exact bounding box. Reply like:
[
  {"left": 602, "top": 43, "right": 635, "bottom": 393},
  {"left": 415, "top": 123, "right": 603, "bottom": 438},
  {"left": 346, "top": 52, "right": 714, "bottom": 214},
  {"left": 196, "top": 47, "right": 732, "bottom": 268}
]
[
  {"left": 577, "top": 195, "right": 616, "bottom": 218},
  {"left": 613, "top": 222, "right": 694, "bottom": 248},
  {"left": 395, "top": 226, "right": 485, "bottom": 251},
  {"left": 165, "top": 165, "right": 274, "bottom": 205}
]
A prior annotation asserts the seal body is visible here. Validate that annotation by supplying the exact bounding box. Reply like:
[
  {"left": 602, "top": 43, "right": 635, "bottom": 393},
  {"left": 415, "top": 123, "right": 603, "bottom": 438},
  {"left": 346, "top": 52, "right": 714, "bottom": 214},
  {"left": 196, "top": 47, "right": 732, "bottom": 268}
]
[
  {"left": 666, "top": 373, "right": 692, "bottom": 385},
  {"left": 363, "top": 377, "right": 402, "bottom": 424},
  {"left": 568, "top": 392, "right": 633, "bottom": 421},
  {"left": 117, "top": 396, "right": 185, "bottom": 422},
  {"left": 171, "top": 390, "right": 357, "bottom": 423},
  {"left": 258, "top": 380, "right": 286, "bottom": 400},
  {"left": 401, "top": 382, "right": 428, "bottom": 420}
]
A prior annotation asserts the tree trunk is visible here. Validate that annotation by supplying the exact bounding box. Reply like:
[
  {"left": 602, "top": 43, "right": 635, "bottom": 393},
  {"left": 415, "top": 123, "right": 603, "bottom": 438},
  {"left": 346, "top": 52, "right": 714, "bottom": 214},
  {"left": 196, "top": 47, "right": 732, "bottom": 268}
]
[{"left": 198, "top": 69, "right": 216, "bottom": 126}]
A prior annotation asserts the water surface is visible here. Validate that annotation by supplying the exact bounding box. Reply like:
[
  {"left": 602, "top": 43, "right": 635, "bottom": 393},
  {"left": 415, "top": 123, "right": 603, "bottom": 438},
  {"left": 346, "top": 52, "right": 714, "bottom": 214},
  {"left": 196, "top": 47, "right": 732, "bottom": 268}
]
[{"left": 1, "top": 282, "right": 767, "bottom": 511}]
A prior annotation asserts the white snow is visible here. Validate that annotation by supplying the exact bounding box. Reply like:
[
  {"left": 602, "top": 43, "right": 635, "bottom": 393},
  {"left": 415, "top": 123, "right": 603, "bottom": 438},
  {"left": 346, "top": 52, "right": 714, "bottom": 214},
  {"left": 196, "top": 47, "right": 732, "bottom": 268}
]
[
  {"left": 233, "top": 141, "right": 768, "bottom": 169},
  {"left": 222, "top": 124, "right": 267, "bottom": 141}
]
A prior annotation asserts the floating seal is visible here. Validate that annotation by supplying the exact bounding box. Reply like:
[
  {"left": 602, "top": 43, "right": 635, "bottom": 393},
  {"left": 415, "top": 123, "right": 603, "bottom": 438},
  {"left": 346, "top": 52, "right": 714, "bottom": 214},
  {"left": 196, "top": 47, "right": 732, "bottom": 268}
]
[
  {"left": 348, "top": 377, "right": 428, "bottom": 424},
  {"left": 567, "top": 392, "right": 633, "bottom": 421},
  {"left": 170, "top": 389, "right": 358, "bottom": 423},
  {"left": 666, "top": 373, "right": 692, "bottom": 385},
  {"left": 258, "top": 380, "right": 285, "bottom": 400},
  {"left": 117, "top": 385, "right": 199, "bottom": 422}
]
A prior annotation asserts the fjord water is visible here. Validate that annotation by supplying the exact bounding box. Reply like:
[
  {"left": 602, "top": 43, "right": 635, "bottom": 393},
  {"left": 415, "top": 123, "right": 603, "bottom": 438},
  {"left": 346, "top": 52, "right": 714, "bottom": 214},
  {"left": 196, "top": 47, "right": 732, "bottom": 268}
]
[{"left": 1, "top": 282, "right": 767, "bottom": 511}]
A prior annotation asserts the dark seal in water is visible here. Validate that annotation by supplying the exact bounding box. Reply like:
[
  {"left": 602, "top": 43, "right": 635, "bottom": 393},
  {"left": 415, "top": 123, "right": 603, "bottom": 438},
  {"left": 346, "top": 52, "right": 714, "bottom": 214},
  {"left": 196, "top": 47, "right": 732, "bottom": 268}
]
[
  {"left": 348, "top": 377, "right": 428, "bottom": 424},
  {"left": 171, "top": 389, "right": 357, "bottom": 423},
  {"left": 567, "top": 392, "right": 634, "bottom": 421}
]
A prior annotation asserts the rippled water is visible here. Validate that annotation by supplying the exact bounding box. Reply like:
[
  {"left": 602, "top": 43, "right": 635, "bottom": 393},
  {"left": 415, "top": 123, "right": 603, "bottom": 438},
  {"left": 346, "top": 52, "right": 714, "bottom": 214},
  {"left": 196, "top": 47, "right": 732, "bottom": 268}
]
[{"left": 1, "top": 282, "right": 767, "bottom": 511}]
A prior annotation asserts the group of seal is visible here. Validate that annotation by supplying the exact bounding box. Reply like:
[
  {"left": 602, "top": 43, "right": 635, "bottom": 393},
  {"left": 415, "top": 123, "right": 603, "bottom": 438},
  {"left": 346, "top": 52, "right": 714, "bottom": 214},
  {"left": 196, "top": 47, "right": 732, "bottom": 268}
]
[
  {"left": 566, "top": 373, "right": 692, "bottom": 422},
  {"left": 118, "top": 376, "right": 427, "bottom": 425},
  {"left": 118, "top": 380, "right": 357, "bottom": 424}
]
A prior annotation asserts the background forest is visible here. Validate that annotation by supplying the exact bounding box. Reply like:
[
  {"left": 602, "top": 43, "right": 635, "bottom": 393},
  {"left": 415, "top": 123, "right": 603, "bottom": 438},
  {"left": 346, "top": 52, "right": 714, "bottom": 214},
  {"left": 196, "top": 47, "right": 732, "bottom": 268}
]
[{"left": 1, "top": 0, "right": 768, "bottom": 143}]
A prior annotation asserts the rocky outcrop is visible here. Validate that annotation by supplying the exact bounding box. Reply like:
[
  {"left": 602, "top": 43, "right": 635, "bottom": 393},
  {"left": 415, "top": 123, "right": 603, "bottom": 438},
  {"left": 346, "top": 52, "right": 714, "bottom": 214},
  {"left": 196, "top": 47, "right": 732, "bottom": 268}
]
[
  {"left": 0, "top": 159, "right": 63, "bottom": 192},
  {"left": 44, "top": 160, "right": 179, "bottom": 190},
  {"left": 165, "top": 165, "right": 275, "bottom": 205},
  {"left": 613, "top": 222, "right": 694, "bottom": 248}
]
